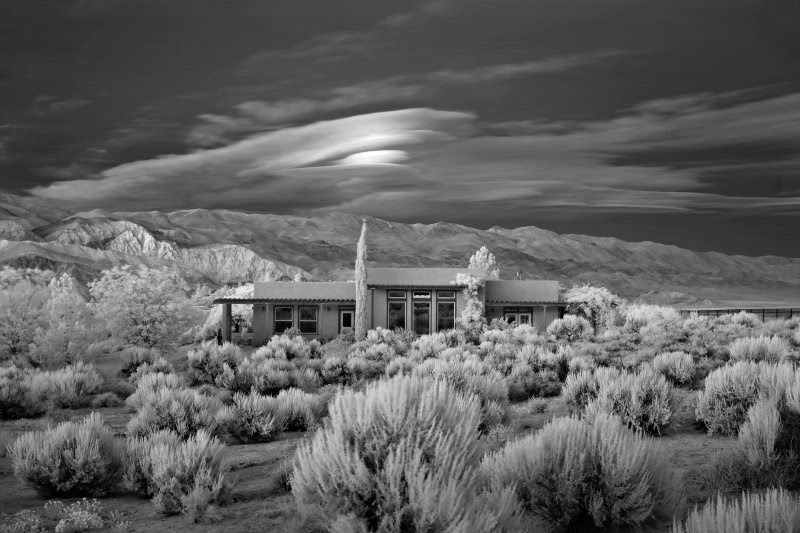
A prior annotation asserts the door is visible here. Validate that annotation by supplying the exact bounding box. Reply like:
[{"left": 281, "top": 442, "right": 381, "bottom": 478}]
[{"left": 339, "top": 309, "right": 354, "bottom": 332}]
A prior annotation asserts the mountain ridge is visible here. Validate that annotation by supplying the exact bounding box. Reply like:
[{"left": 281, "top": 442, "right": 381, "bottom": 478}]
[{"left": 0, "top": 192, "right": 798, "bottom": 306}]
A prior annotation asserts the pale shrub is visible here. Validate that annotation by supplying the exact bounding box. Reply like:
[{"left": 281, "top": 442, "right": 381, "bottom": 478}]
[
  {"left": 729, "top": 335, "right": 791, "bottom": 363},
  {"left": 0, "top": 509, "right": 45, "bottom": 533},
  {"left": 482, "top": 342, "right": 518, "bottom": 375},
  {"left": 125, "top": 372, "right": 185, "bottom": 410},
  {"left": 215, "top": 390, "right": 279, "bottom": 443},
  {"left": 129, "top": 356, "right": 175, "bottom": 383},
  {"left": 384, "top": 356, "right": 417, "bottom": 377},
  {"left": 320, "top": 355, "right": 349, "bottom": 385},
  {"left": 653, "top": 351, "right": 696, "bottom": 386},
  {"left": 483, "top": 413, "right": 681, "bottom": 529},
  {"left": 257, "top": 334, "right": 322, "bottom": 360},
  {"left": 562, "top": 367, "right": 622, "bottom": 413},
  {"left": 10, "top": 412, "right": 124, "bottom": 496},
  {"left": 25, "top": 362, "right": 103, "bottom": 409},
  {"left": 583, "top": 365, "right": 675, "bottom": 435},
  {"left": 671, "top": 488, "right": 800, "bottom": 533},
  {"left": 623, "top": 304, "right": 681, "bottom": 332},
  {"left": 45, "top": 499, "right": 104, "bottom": 533},
  {"left": 412, "top": 356, "right": 509, "bottom": 430},
  {"left": 345, "top": 356, "right": 386, "bottom": 382},
  {"left": 120, "top": 346, "right": 161, "bottom": 376},
  {"left": 237, "top": 357, "right": 295, "bottom": 395},
  {"left": 568, "top": 354, "right": 596, "bottom": 373},
  {"left": 126, "top": 387, "right": 223, "bottom": 439},
  {"left": 348, "top": 342, "right": 396, "bottom": 362},
  {"left": 275, "top": 388, "right": 328, "bottom": 431},
  {"left": 407, "top": 333, "right": 449, "bottom": 359},
  {"left": 729, "top": 311, "right": 763, "bottom": 328},
  {"left": 186, "top": 341, "right": 243, "bottom": 386},
  {"left": 0, "top": 364, "right": 40, "bottom": 419},
  {"left": 695, "top": 362, "right": 797, "bottom": 435},
  {"left": 124, "top": 429, "right": 230, "bottom": 519},
  {"left": 546, "top": 315, "right": 593, "bottom": 342},
  {"left": 291, "top": 375, "right": 522, "bottom": 531},
  {"left": 738, "top": 400, "right": 783, "bottom": 470}
]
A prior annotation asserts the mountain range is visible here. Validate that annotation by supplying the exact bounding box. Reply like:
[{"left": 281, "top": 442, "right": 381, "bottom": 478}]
[{"left": 1, "top": 192, "right": 798, "bottom": 307}]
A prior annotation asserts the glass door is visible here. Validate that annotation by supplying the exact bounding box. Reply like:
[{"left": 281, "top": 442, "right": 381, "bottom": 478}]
[{"left": 412, "top": 302, "right": 430, "bottom": 335}]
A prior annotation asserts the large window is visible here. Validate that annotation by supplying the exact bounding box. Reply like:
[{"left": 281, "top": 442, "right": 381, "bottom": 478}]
[
  {"left": 413, "top": 302, "right": 430, "bottom": 335},
  {"left": 388, "top": 301, "right": 406, "bottom": 329},
  {"left": 299, "top": 306, "right": 318, "bottom": 334},
  {"left": 437, "top": 301, "right": 455, "bottom": 331},
  {"left": 274, "top": 306, "right": 293, "bottom": 334}
]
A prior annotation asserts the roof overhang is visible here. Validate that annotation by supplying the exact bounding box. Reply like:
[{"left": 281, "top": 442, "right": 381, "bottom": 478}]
[{"left": 213, "top": 297, "right": 355, "bottom": 304}]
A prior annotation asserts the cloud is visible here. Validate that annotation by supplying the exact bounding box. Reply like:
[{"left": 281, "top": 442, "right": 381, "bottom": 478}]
[
  {"left": 32, "top": 97, "right": 91, "bottom": 116},
  {"left": 30, "top": 91, "right": 800, "bottom": 224}
]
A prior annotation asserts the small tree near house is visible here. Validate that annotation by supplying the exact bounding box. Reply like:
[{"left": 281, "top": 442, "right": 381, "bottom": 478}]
[
  {"left": 354, "top": 219, "right": 368, "bottom": 341},
  {"left": 565, "top": 284, "right": 624, "bottom": 333},
  {"left": 468, "top": 246, "right": 500, "bottom": 280}
]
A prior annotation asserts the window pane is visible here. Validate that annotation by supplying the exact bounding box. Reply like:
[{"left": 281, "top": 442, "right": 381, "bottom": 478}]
[
  {"left": 519, "top": 314, "right": 531, "bottom": 325},
  {"left": 437, "top": 302, "right": 455, "bottom": 331},
  {"left": 388, "top": 302, "right": 406, "bottom": 329},
  {"left": 275, "top": 307, "right": 292, "bottom": 321},
  {"left": 275, "top": 320, "right": 293, "bottom": 334},
  {"left": 412, "top": 291, "right": 430, "bottom": 299},
  {"left": 299, "top": 321, "right": 316, "bottom": 334},
  {"left": 388, "top": 290, "right": 406, "bottom": 299},
  {"left": 437, "top": 290, "right": 455, "bottom": 299},
  {"left": 413, "top": 302, "right": 430, "bottom": 335},
  {"left": 504, "top": 314, "right": 517, "bottom": 324},
  {"left": 299, "top": 307, "right": 317, "bottom": 321}
]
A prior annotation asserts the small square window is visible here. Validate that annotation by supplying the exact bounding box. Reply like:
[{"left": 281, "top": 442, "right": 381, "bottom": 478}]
[{"left": 388, "top": 290, "right": 407, "bottom": 299}]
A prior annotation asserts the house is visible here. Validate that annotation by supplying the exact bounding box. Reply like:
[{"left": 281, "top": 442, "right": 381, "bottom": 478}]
[{"left": 213, "top": 267, "right": 565, "bottom": 344}]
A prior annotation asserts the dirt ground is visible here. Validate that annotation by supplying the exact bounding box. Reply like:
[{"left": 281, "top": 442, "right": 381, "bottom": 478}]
[{"left": 0, "top": 346, "right": 746, "bottom": 532}]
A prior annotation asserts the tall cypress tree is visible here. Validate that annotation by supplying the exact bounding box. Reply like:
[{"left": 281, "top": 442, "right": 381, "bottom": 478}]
[{"left": 355, "top": 219, "right": 368, "bottom": 341}]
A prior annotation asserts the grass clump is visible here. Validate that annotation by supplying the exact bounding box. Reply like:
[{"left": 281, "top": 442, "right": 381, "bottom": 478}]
[
  {"left": 291, "top": 374, "right": 522, "bottom": 532},
  {"left": 9, "top": 412, "right": 124, "bottom": 496},
  {"left": 126, "top": 386, "right": 223, "bottom": 439},
  {"left": 120, "top": 346, "right": 161, "bottom": 377},
  {"left": 215, "top": 390, "right": 279, "bottom": 443},
  {"left": 671, "top": 489, "right": 800, "bottom": 533},
  {"left": 728, "top": 335, "right": 792, "bottom": 364},
  {"left": 483, "top": 413, "right": 682, "bottom": 530},
  {"left": 652, "top": 351, "right": 696, "bottom": 387}
]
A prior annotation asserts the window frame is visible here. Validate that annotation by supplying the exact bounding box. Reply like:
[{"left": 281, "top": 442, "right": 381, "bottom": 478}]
[
  {"left": 387, "top": 290, "right": 407, "bottom": 299},
  {"left": 412, "top": 290, "right": 431, "bottom": 299},
  {"left": 274, "top": 306, "right": 294, "bottom": 334},
  {"left": 387, "top": 301, "right": 407, "bottom": 330},
  {"left": 437, "top": 290, "right": 456, "bottom": 300},
  {"left": 298, "top": 305, "right": 318, "bottom": 335}
]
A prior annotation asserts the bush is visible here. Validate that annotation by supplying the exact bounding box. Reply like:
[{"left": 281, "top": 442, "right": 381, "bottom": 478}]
[
  {"left": 562, "top": 367, "right": 622, "bottom": 413},
  {"left": 623, "top": 304, "right": 681, "bottom": 333},
  {"left": 483, "top": 413, "right": 681, "bottom": 529},
  {"left": 0, "top": 509, "right": 45, "bottom": 533},
  {"left": 120, "top": 346, "right": 161, "bottom": 377},
  {"left": 186, "top": 341, "right": 243, "bottom": 386},
  {"left": 0, "top": 364, "right": 40, "bottom": 419},
  {"left": 215, "top": 390, "right": 280, "bottom": 443},
  {"left": 671, "top": 489, "right": 800, "bottom": 533},
  {"left": 291, "top": 375, "right": 521, "bottom": 531},
  {"left": 652, "top": 351, "right": 696, "bottom": 386},
  {"left": 257, "top": 334, "right": 322, "bottom": 360},
  {"left": 126, "top": 386, "right": 223, "bottom": 439},
  {"left": 124, "top": 429, "right": 230, "bottom": 519},
  {"left": 274, "top": 388, "right": 328, "bottom": 431},
  {"left": 728, "top": 335, "right": 792, "bottom": 364},
  {"left": 695, "top": 362, "right": 796, "bottom": 436},
  {"left": 546, "top": 315, "right": 593, "bottom": 342},
  {"left": 9, "top": 412, "right": 124, "bottom": 496},
  {"left": 26, "top": 362, "right": 103, "bottom": 409},
  {"left": 125, "top": 372, "right": 185, "bottom": 410},
  {"left": 129, "top": 356, "right": 175, "bottom": 383},
  {"left": 583, "top": 365, "right": 675, "bottom": 435},
  {"left": 44, "top": 499, "right": 105, "bottom": 533}
]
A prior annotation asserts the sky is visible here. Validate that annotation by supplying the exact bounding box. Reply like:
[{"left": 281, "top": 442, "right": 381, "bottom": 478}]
[{"left": 1, "top": 0, "right": 799, "bottom": 257}]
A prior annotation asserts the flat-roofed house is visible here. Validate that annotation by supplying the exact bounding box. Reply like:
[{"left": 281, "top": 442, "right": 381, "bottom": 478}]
[{"left": 214, "top": 267, "right": 565, "bottom": 344}]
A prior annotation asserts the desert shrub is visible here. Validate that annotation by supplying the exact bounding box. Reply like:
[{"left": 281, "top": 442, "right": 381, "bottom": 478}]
[
  {"left": 239, "top": 357, "right": 299, "bottom": 395},
  {"left": 90, "top": 391, "right": 124, "bottom": 408},
  {"left": 120, "top": 346, "right": 161, "bottom": 377},
  {"left": 562, "top": 367, "right": 622, "bottom": 413},
  {"left": 671, "top": 488, "right": 800, "bottom": 533},
  {"left": 124, "top": 429, "right": 230, "bottom": 520},
  {"left": 524, "top": 397, "right": 549, "bottom": 414},
  {"left": 0, "top": 509, "right": 45, "bottom": 533},
  {"left": 275, "top": 388, "right": 328, "bottom": 431},
  {"left": 351, "top": 327, "right": 413, "bottom": 356},
  {"left": 26, "top": 362, "right": 103, "bottom": 409},
  {"left": 126, "top": 387, "right": 223, "bottom": 439},
  {"left": 320, "top": 355, "right": 349, "bottom": 385},
  {"left": 728, "top": 335, "right": 792, "bottom": 364},
  {"left": 345, "top": 356, "right": 386, "bottom": 383},
  {"left": 583, "top": 365, "right": 675, "bottom": 435},
  {"left": 546, "top": 315, "right": 593, "bottom": 342},
  {"left": 412, "top": 356, "right": 509, "bottom": 430},
  {"left": 623, "top": 304, "right": 682, "bottom": 333},
  {"left": 384, "top": 356, "right": 417, "bottom": 377},
  {"left": 44, "top": 499, "right": 105, "bottom": 533},
  {"left": 568, "top": 354, "right": 596, "bottom": 373},
  {"left": 125, "top": 372, "right": 185, "bottom": 410},
  {"left": 0, "top": 364, "right": 40, "bottom": 419},
  {"left": 9, "top": 412, "right": 124, "bottom": 496},
  {"left": 483, "top": 413, "right": 681, "bottom": 529},
  {"left": 653, "top": 351, "right": 696, "bottom": 386},
  {"left": 257, "top": 334, "right": 322, "bottom": 360},
  {"left": 506, "top": 363, "right": 538, "bottom": 401},
  {"left": 186, "top": 341, "right": 243, "bottom": 386},
  {"left": 129, "top": 356, "right": 175, "bottom": 383},
  {"left": 695, "top": 362, "right": 797, "bottom": 436},
  {"left": 407, "top": 333, "right": 449, "bottom": 359},
  {"left": 291, "top": 375, "right": 522, "bottom": 531},
  {"left": 482, "top": 342, "right": 518, "bottom": 375},
  {"left": 215, "top": 390, "right": 280, "bottom": 443}
]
